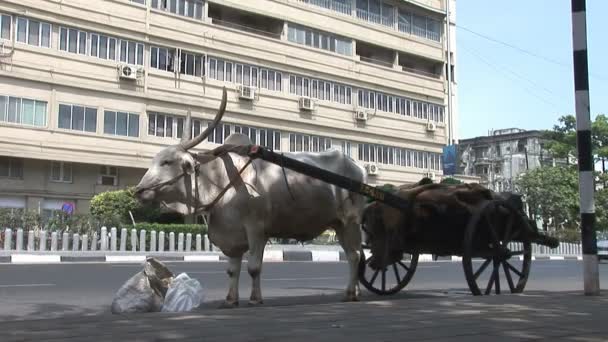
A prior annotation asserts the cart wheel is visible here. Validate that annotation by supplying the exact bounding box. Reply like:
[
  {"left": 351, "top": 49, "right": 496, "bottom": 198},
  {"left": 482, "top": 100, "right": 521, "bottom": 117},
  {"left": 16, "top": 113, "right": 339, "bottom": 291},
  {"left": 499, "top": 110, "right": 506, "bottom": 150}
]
[
  {"left": 358, "top": 246, "right": 418, "bottom": 295},
  {"left": 462, "top": 200, "right": 532, "bottom": 296}
]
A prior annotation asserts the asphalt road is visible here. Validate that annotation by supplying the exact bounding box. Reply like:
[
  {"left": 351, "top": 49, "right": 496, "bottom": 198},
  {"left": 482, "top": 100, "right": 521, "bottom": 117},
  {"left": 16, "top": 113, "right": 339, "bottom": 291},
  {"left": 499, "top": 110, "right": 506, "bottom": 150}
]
[{"left": 0, "top": 260, "right": 607, "bottom": 321}]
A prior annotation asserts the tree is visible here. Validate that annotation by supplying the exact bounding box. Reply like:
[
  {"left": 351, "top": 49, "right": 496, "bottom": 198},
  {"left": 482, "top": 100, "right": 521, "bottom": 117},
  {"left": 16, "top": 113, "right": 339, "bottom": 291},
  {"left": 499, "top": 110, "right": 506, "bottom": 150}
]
[
  {"left": 543, "top": 114, "right": 608, "bottom": 171},
  {"left": 592, "top": 114, "right": 608, "bottom": 173},
  {"left": 515, "top": 166, "right": 580, "bottom": 231},
  {"left": 542, "top": 115, "right": 577, "bottom": 164}
]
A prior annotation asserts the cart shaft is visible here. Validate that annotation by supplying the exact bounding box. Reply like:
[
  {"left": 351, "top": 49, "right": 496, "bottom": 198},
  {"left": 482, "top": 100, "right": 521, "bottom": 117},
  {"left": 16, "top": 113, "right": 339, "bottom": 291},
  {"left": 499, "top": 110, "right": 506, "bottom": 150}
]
[{"left": 246, "top": 145, "right": 409, "bottom": 211}]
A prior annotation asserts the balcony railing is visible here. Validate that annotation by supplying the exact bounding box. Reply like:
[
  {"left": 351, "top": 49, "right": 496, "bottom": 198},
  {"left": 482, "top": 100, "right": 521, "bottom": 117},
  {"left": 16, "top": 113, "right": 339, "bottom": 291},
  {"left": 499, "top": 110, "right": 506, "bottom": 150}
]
[
  {"left": 359, "top": 56, "right": 394, "bottom": 68},
  {"left": 298, "top": 0, "right": 352, "bottom": 15},
  {"left": 356, "top": 9, "right": 394, "bottom": 27}
]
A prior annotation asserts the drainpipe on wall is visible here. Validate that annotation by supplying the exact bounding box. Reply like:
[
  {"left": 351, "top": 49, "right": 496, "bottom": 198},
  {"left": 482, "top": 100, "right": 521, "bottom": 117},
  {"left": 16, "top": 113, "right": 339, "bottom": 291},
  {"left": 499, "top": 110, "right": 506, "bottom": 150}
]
[{"left": 445, "top": 0, "right": 454, "bottom": 145}]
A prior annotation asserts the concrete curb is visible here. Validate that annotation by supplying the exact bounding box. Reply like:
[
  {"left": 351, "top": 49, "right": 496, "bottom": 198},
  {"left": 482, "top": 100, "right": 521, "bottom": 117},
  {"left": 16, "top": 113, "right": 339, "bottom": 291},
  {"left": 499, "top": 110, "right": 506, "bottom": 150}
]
[{"left": 0, "top": 251, "right": 585, "bottom": 264}]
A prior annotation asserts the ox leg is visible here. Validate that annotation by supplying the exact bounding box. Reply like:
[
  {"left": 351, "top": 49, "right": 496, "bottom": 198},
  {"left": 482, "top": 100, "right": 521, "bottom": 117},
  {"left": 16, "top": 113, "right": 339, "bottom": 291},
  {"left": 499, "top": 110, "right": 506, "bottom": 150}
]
[
  {"left": 336, "top": 225, "right": 362, "bottom": 302},
  {"left": 247, "top": 236, "right": 266, "bottom": 305},
  {"left": 222, "top": 255, "right": 242, "bottom": 308}
]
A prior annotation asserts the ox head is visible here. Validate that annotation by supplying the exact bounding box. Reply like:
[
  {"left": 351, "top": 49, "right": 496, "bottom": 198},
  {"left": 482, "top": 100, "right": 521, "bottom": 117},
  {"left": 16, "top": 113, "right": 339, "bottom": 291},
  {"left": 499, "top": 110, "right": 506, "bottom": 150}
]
[{"left": 133, "top": 88, "right": 228, "bottom": 214}]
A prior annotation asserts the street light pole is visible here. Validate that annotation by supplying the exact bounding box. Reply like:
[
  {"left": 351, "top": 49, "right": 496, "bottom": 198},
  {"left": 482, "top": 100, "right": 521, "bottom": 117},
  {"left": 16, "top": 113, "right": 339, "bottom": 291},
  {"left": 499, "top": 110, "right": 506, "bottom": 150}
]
[{"left": 571, "top": 0, "right": 599, "bottom": 295}]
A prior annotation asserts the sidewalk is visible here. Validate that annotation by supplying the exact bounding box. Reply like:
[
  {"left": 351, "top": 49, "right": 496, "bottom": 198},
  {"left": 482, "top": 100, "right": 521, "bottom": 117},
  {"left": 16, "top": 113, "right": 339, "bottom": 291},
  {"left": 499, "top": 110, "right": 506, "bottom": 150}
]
[{"left": 1, "top": 290, "right": 606, "bottom": 341}]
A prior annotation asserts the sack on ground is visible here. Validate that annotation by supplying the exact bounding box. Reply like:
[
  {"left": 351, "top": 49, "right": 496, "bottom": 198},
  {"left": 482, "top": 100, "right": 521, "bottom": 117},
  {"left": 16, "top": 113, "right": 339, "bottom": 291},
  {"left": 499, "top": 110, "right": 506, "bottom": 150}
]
[
  {"left": 111, "top": 257, "right": 174, "bottom": 314},
  {"left": 161, "top": 273, "right": 205, "bottom": 313}
]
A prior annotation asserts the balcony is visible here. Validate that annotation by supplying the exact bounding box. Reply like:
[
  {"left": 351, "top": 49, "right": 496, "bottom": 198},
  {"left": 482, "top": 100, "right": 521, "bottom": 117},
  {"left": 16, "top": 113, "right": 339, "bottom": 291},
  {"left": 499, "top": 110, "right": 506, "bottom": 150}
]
[
  {"left": 356, "top": 41, "right": 395, "bottom": 68},
  {"left": 208, "top": 3, "right": 284, "bottom": 40},
  {"left": 399, "top": 52, "right": 442, "bottom": 79}
]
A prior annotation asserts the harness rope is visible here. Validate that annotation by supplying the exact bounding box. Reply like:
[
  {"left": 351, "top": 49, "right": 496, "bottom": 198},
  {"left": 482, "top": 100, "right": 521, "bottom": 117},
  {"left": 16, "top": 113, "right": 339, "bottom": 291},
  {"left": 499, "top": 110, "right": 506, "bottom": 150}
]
[{"left": 139, "top": 154, "right": 253, "bottom": 215}]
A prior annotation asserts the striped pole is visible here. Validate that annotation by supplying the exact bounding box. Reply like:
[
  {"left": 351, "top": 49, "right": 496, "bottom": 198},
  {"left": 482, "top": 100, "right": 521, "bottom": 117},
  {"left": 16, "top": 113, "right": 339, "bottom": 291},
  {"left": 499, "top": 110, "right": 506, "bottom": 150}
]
[{"left": 571, "top": 0, "right": 599, "bottom": 295}]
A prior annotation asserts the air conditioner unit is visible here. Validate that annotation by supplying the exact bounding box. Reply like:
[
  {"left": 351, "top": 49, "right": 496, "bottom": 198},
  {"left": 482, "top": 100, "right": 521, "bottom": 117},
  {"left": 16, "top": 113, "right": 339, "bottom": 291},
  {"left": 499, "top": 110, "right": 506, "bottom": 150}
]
[
  {"left": 424, "top": 171, "right": 436, "bottom": 180},
  {"left": 238, "top": 85, "right": 256, "bottom": 101},
  {"left": 354, "top": 110, "right": 368, "bottom": 121},
  {"left": 426, "top": 121, "right": 437, "bottom": 132},
  {"left": 366, "top": 163, "right": 379, "bottom": 176},
  {"left": 299, "top": 97, "right": 315, "bottom": 111},
  {"left": 119, "top": 64, "right": 138, "bottom": 80}
]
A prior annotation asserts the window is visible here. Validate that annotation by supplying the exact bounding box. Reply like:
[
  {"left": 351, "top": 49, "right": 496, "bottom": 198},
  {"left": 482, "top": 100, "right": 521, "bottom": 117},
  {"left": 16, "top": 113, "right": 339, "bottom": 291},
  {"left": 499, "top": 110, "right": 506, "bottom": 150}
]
[
  {"left": 50, "top": 161, "right": 72, "bottom": 183},
  {"left": 60, "top": 27, "right": 88, "bottom": 55},
  {"left": 58, "top": 104, "right": 97, "bottom": 132},
  {"left": 0, "top": 14, "right": 11, "bottom": 40},
  {"left": 104, "top": 110, "right": 139, "bottom": 137},
  {"left": 151, "top": 0, "right": 204, "bottom": 20},
  {"left": 99, "top": 165, "right": 118, "bottom": 186},
  {"left": 289, "top": 74, "right": 350, "bottom": 105},
  {"left": 148, "top": 112, "right": 183, "bottom": 139},
  {"left": 0, "top": 157, "right": 23, "bottom": 179},
  {"left": 0, "top": 96, "right": 47, "bottom": 127},
  {"left": 341, "top": 141, "right": 352, "bottom": 157},
  {"left": 119, "top": 39, "right": 145, "bottom": 65},
  {"left": 208, "top": 56, "right": 282, "bottom": 91},
  {"left": 150, "top": 46, "right": 175, "bottom": 72},
  {"left": 16, "top": 17, "right": 51, "bottom": 47},
  {"left": 289, "top": 133, "right": 331, "bottom": 152},
  {"left": 179, "top": 50, "right": 204, "bottom": 76},
  {"left": 287, "top": 24, "right": 353, "bottom": 56}
]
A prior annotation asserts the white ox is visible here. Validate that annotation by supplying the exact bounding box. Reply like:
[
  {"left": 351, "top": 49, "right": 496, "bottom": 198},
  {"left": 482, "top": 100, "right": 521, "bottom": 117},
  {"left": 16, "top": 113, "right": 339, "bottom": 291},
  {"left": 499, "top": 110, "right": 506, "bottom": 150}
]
[{"left": 134, "top": 88, "right": 367, "bottom": 306}]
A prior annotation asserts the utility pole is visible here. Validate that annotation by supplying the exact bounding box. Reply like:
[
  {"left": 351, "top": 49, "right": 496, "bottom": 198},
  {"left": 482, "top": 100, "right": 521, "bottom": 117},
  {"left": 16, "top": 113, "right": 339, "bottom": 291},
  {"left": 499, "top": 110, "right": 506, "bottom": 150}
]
[
  {"left": 571, "top": 0, "right": 599, "bottom": 295},
  {"left": 445, "top": 0, "right": 453, "bottom": 145}
]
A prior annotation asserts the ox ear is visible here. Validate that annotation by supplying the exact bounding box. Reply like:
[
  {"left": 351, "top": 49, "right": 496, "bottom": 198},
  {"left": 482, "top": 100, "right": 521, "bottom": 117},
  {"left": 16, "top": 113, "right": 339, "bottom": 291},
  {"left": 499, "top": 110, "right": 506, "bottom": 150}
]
[{"left": 180, "top": 153, "right": 197, "bottom": 175}]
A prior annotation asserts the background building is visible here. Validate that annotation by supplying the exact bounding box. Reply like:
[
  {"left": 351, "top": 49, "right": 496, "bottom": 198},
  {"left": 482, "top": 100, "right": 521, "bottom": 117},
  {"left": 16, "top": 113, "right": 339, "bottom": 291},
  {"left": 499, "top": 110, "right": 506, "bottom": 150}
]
[
  {"left": 456, "top": 128, "right": 557, "bottom": 192},
  {"left": 0, "top": 0, "right": 456, "bottom": 216}
]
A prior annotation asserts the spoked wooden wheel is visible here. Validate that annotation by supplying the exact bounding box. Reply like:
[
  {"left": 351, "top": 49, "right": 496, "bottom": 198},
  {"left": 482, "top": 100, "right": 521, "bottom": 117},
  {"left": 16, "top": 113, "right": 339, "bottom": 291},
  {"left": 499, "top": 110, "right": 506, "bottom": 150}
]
[
  {"left": 462, "top": 200, "right": 532, "bottom": 296},
  {"left": 358, "top": 247, "right": 418, "bottom": 295}
]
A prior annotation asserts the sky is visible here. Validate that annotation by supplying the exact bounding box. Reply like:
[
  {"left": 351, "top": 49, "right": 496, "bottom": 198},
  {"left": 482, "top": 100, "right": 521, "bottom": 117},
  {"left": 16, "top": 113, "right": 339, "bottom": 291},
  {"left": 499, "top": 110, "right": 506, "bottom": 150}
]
[{"left": 455, "top": 0, "right": 608, "bottom": 140}]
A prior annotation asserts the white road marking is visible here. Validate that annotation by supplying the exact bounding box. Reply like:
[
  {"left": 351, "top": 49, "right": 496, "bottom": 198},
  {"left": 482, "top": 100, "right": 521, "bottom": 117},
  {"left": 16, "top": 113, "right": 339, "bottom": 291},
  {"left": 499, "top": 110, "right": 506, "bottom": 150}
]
[
  {"left": 264, "top": 277, "right": 344, "bottom": 281},
  {"left": 0, "top": 283, "right": 55, "bottom": 288}
]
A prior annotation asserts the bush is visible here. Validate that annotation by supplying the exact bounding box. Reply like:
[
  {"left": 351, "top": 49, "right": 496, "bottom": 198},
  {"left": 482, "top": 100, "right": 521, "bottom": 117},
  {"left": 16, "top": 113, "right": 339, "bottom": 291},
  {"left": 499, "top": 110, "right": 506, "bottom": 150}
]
[
  {"left": 90, "top": 188, "right": 162, "bottom": 227},
  {"left": 440, "top": 177, "right": 463, "bottom": 185},
  {"left": 547, "top": 228, "right": 581, "bottom": 243}
]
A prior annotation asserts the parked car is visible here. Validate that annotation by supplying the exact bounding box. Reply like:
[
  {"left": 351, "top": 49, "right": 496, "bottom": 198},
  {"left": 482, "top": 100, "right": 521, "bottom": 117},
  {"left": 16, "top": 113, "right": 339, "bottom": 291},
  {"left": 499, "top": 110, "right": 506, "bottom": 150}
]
[{"left": 598, "top": 240, "right": 608, "bottom": 260}]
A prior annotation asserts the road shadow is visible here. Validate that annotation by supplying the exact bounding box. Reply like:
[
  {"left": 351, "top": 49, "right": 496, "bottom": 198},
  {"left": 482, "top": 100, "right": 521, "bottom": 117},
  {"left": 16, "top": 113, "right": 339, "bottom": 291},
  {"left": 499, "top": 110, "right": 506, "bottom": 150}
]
[{"left": 1, "top": 290, "right": 607, "bottom": 341}]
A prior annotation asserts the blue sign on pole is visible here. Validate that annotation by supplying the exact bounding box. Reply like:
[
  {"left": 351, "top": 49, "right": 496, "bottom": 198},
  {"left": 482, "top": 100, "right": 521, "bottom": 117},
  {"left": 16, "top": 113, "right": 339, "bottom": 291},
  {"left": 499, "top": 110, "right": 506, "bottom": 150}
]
[
  {"left": 61, "top": 202, "right": 74, "bottom": 215},
  {"left": 442, "top": 145, "right": 457, "bottom": 175}
]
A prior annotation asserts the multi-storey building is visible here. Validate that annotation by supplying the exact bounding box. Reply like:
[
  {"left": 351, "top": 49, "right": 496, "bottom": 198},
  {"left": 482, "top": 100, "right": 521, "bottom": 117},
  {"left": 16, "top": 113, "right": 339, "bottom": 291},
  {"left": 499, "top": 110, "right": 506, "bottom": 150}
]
[
  {"left": 0, "top": 0, "right": 456, "bottom": 216},
  {"left": 457, "top": 128, "right": 558, "bottom": 192}
]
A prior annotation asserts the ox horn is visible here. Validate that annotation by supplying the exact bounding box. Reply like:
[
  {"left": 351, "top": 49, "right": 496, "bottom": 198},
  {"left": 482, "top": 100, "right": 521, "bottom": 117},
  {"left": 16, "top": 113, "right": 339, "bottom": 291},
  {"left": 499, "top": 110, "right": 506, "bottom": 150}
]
[
  {"left": 181, "top": 110, "right": 192, "bottom": 142},
  {"left": 180, "top": 86, "right": 228, "bottom": 150}
]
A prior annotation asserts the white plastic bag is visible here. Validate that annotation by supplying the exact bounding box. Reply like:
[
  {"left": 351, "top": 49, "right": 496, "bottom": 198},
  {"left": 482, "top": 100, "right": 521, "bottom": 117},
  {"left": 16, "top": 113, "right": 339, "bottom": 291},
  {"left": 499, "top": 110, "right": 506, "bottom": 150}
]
[
  {"left": 111, "top": 258, "right": 174, "bottom": 314},
  {"left": 161, "top": 273, "right": 205, "bottom": 312}
]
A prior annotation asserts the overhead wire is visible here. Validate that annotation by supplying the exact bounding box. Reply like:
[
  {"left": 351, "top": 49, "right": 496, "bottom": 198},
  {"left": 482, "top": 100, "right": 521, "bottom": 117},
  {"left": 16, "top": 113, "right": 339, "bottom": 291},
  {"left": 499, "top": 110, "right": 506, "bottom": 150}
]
[
  {"left": 456, "top": 24, "right": 608, "bottom": 82},
  {"left": 459, "top": 43, "right": 564, "bottom": 111}
]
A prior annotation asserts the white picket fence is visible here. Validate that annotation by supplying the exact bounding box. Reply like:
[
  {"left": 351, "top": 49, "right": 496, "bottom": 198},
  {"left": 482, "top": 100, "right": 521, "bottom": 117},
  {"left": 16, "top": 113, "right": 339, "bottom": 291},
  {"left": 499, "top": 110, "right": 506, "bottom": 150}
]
[
  {"left": 0, "top": 227, "right": 583, "bottom": 256},
  {"left": 0, "top": 227, "right": 215, "bottom": 253},
  {"left": 507, "top": 242, "right": 582, "bottom": 257}
]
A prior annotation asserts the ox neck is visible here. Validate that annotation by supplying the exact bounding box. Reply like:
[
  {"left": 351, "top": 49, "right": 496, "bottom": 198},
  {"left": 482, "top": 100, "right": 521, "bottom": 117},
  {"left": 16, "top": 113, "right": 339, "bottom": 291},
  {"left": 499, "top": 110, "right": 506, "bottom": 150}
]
[{"left": 191, "top": 154, "right": 252, "bottom": 213}]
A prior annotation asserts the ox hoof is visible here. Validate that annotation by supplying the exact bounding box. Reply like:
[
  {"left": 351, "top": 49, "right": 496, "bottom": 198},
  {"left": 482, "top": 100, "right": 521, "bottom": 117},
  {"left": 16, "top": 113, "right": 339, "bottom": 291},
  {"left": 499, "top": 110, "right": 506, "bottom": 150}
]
[
  {"left": 248, "top": 300, "right": 264, "bottom": 306},
  {"left": 342, "top": 292, "right": 360, "bottom": 302},
  {"left": 219, "top": 301, "right": 239, "bottom": 309}
]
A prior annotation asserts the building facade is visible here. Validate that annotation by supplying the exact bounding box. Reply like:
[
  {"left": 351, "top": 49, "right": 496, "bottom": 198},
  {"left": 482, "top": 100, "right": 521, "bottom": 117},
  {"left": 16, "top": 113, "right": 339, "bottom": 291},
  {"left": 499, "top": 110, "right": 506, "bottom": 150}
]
[
  {"left": 457, "top": 128, "right": 556, "bottom": 192},
  {"left": 0, "top": 0, "right": 456, "bottom": 216}
]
